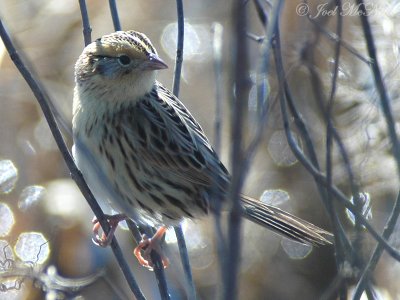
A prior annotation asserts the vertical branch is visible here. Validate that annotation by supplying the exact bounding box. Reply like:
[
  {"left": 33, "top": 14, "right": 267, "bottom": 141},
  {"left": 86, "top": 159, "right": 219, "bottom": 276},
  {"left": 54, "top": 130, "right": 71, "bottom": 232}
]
[
  {"left": 224, "top": 0, "right": 250, "bottom": 299},
  {"left": 78, "top": 0, "right": 92, "bottom": 46},
  {"left": 355, "top": 1, "right": 400, "bottom": 170},
  {"left": 212, "top": 22, "right": 224, "bottom": 154},
  {"left": 271, "top": 18, "right": 400, "bottom": 262},
  {"left": 352, "top": 2, "right": 400, "bottom": 298},
  {"left": 108, "top": 0, "right": 121, "bottom": 31},
  {"left": 126, "top": 221, "right": 170, "bottom": 300},
  {"left": 145, "top": 226, "right": 170, "bottom": 300},
  {"left": 174, "top": 226, "right": 196, "bottom": 300},
  {"left": 277, "top": 15, "right": 353, "bottom": 263},
  {"left": 172, "top": 0, "right": 184, "bottom": 96},
  {"left": 0, "top": 19, "right": 146, "bottom": 300},
  {"left": 211, "top": 22, "right": 227, "bottom": 274},
  {"left": 242, "top": 0, "right": 284, "bottom": 162},
  {"left": 170, "top": 1, "right": 196, "bottom": 299},
  {"left": 323, "top": 3, "right": 348, "bottom": 299},
  {"left": 273, "top": 24, "right": 348, "bottom": 258}
]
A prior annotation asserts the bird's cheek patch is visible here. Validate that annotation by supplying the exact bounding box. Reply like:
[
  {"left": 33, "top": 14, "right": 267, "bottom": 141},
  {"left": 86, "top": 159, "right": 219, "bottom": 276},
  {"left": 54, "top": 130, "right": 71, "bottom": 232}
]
[{"left": 95, "top": 62, "right": 120, "bottom": 79}]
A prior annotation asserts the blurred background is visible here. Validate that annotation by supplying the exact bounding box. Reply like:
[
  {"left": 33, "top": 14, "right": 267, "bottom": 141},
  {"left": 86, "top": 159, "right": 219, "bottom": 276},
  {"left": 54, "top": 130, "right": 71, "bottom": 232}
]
[{"left": 0, "top": 0, "right": 399, "bottom": 299}]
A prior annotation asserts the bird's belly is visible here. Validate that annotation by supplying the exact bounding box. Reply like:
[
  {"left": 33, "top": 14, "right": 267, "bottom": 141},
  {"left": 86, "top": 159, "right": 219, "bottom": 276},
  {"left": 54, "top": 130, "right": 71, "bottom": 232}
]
[
  {"left": 72, "top": 134, "right": 208, "bottom": 227},
  {"left": 72, "top": 136, "right": 142, "bottom": 222}
]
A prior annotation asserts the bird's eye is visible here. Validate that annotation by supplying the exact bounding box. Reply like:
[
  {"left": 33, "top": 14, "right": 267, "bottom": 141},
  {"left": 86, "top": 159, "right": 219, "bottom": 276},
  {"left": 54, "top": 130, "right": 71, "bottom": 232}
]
[{"left": 118, "top": 55, "right": 131, "bottom": 66}]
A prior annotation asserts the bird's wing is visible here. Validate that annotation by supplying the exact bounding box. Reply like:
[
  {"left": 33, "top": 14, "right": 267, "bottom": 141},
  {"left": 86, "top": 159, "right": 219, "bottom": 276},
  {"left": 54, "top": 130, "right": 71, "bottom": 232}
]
[{"left": 121, "top": 82, "right": 230, "bottom": 190}]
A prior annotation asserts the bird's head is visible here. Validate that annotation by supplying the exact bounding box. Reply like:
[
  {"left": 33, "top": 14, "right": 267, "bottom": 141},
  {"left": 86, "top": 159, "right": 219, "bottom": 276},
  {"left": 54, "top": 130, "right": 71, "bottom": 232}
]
[{"left": 74, "top": 30, "right": 168, "bottom": 101}]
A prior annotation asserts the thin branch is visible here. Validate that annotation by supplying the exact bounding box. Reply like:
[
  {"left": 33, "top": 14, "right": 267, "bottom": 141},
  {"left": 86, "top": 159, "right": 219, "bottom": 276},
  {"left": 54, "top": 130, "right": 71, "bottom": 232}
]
[
  {"left": 108, "top": 0, "right": 121, "bottom": 31},
  {"left": 172, "top": 0, "right": 184, "bottom": 97},
  {"left": 224, "top": 0, "right": 250, "bottom": 298},
  {"left": 211, "top": 21, "right": 227, "bottom": 275},
  {"left": 355, "top": 1, "right": 400, "bottom": 176},
  {"left": 323, "top": 3, "right": 348, "bottom": 298},
  {"left": 352, "top": 2, "right": 400, "bottom": 298},
  {"left": 212, "top": 22, "right": 224, "bottom": 154},
  {"left": 126, "top": 221, "right": 170, "bottom": 300},
  {"left": 146, "top": 227, "right": 170, "bottom": 300},
  {"left": 302, "top": 6, "right": 367, "bottom": 284},
  {"left": 273, "top": 23, "right": 353, "bottom": 259},
  {"left": 271, "top": 22, "right": 400, "bottom": 262},
  {"left": 78, "top": 0, "right": 92, "bottom": 46},
  {"left": 174, "top": 226, "right": 196, "bottom": 300},
  {"left": 0, "top": 19, "right": 146, "bottom": 300},
  {"left": 353, "top": 190, "right": 400, "bottom": 299},
  {"left": 170, "top": 1, "right": 196, "bottom": 299},
  {"left": 306, "top": 16, "right": 371, "bottom": 65}
]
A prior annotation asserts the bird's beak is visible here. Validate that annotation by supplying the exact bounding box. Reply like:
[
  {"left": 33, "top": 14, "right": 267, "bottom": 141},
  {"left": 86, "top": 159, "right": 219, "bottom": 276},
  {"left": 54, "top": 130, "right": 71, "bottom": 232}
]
[{"left": 141, "top": 53, "right": 168, "bottom": 70}]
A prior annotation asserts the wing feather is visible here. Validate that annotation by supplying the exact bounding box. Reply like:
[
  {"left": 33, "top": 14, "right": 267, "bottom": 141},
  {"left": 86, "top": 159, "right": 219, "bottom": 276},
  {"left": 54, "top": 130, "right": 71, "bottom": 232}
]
[{"left": 121, "top": 82, "right": 229, "bottom": 190}]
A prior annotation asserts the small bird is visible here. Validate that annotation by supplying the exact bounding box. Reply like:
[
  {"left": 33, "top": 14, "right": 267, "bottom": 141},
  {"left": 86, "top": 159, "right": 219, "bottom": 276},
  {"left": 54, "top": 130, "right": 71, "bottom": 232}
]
[{"left": 72, "top": 30, "right": 331, "bottom": 268}]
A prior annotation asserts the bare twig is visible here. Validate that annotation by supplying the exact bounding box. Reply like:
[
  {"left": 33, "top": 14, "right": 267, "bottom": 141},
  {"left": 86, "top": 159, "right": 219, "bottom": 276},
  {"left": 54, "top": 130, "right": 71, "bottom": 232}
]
[
  {"left": 272, "top": 21, "right": 354, "bottom": 266},
  {"left": 353, "top": 190, "right": 400, "bottom": 299},
  {"left": 108, "top": 0, "right": 121, "bottom": 31},
  {"left": 0, "top": 19, "right": 146, "bottom": 300},
  {"left": 322, "top": 3, "right": 349, "bottom": 298},
  {"left": 211, "top": 22, "right": 227, "bottom": 275},
  {"left": 355, "top": 1, "right": 400, "bottom": 175},
  {"left": 145, "top": 226, "right": 170, "bottom": 300},
  {"left": 271, "top": 22, "right": 400, "bottom": 262},
  {"left": 172, "top": 0, "right": 184, "bottom": 97},
  {"left": 224, "top": 0, "right": 250, "bottom": 298},
  {"left": 352, "top": 2, "right": 400, "bottom": 299},
  {"left": 170, "top": 1, "right": 196, "bottom": 299},
  {"left": 212, "top": 22, "right": 224, "bottom": 154},
  {"left": 126, "top": 220, "right": 171, "bottom": 300},
  {"left": 174, "top": 226, "right": 196, "bottom": 300},
  {"left": 78, "top": 0, "right": 92, "bottom": 46},
  {"left": 306, "top": 16, "right": 371, "bottom": 65}
]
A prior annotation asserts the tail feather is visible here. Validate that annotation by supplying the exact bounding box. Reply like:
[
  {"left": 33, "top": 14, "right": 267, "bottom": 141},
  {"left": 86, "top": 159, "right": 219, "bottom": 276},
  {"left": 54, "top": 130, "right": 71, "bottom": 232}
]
[{"left": 241, "top": 195, "right": 332, "bottom": 246}]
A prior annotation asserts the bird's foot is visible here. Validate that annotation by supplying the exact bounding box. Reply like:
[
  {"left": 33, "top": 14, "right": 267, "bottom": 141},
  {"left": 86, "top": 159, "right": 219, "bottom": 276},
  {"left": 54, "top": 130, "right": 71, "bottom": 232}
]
[
  {"left": 92, "top": 214, "right": 127, "bottom": 247},
  {"left": 133, "top": 226, "right": 169, "bottom": 270}
]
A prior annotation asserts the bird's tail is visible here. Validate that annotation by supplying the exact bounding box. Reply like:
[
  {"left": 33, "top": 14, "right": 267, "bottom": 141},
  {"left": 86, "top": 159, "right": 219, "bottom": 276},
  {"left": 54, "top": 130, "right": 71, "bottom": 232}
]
[{"left": 241, "top": 195, "right": 332, "bottom": 246}]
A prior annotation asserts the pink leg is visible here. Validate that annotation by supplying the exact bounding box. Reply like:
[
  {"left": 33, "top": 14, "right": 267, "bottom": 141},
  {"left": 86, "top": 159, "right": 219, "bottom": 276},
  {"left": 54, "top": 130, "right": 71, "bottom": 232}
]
[
  {"left": 133, "top": 226, "right": 169, "bottom": 270},
  {"left": 92, "top": 214, "right": 127, "bottom": 247}
]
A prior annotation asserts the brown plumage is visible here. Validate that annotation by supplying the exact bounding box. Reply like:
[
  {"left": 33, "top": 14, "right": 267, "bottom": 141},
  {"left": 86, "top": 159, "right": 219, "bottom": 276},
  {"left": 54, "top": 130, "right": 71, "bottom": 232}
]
[{"left": 72, "top": 31, "right": 331, "bottom": 266}]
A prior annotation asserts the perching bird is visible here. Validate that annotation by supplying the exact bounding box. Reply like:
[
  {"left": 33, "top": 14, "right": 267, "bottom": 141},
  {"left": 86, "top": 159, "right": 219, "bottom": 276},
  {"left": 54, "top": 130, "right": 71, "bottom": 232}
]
[{"left": 72, "top": 30, "right": 331, "bottom": 268}]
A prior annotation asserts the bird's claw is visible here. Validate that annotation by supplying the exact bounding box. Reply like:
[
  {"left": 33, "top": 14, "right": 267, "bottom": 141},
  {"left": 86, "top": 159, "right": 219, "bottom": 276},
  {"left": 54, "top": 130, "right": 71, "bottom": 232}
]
[{"left": 92, "top": 214, "right": 127, "bottom": 247}]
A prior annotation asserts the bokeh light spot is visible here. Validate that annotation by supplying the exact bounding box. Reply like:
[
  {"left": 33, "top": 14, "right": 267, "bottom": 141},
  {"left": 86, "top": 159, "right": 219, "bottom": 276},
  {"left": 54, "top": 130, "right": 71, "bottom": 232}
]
[
  {"left": 166, "top": 220, "right": 214, "bottom": 270},
  {"left": 268, "top": 130, "right": 300, "bottom": 167},
  {"left": 0, "top": 280, "right": 26, "bottom": 299},
  {"left": 0, "top": 160, "right": 18, "bottom": 194},
  {"left": 0, "top": 239, "right": 14, "bottom": 262},
  {"left": 18, "top": 185, "right": 46, "bottom": 212},
  {"left": 260, "top": 189, "right": 290, "bottom": 206},
  {"left": 44, "top": 179, "right": 87, "bottom": 226},
  {"left": 34, "top": 118, "right": 58, "bottom": 151},
  {"left": 14, "top": 232, "right": 50, "bottom": 265},
  {"left": 281, "top": 238, "right": 312, "bottom": 259},
  {"left": 160, "top": 21, "right": 213, "bottom": 63},
  {"left": 0, "top": 203, "right": 15, "bottom": 237},
  {"left": 184, "top": 220, "right": 214, "bottom": 270}
]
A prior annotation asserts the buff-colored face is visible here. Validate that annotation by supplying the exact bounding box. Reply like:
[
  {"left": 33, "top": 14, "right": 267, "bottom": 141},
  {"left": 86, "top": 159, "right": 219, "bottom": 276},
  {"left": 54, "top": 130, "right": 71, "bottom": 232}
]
[{"left": 75, "top": 31, "right": 168, "bottom": 84}]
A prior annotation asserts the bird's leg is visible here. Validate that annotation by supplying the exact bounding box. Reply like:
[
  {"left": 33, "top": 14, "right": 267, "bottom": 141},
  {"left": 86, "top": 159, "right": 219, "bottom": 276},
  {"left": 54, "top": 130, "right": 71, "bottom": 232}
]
[
  {"left": 92, "top": 214, "right": 127, "bottom": 247},
  {"left": 133, "top": 226, "right": 169, "bottom": 270}
]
